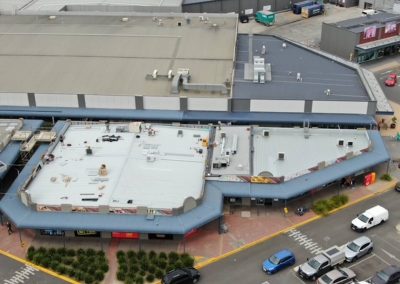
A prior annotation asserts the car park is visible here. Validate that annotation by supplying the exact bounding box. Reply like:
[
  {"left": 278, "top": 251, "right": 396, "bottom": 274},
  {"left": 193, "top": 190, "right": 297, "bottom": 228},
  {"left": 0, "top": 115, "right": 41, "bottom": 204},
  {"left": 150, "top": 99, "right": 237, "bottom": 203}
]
[
  {"left": 345, "top": 236, "right": 373, "bottom": 262},
  {"left": 162, "top": 268, "right": 200, "bottom": 284},
  {"left": 384, "top": 73, "right": 397, "bottom": 87},
  {"left": 369, "top": 265, "right": 400, "bottom": 284},
  {"left": 262, "top": 249, "right": 295, "bottom": 274},
  {"left": 316, "top": 268, "right": 356, "bottom": 284}
]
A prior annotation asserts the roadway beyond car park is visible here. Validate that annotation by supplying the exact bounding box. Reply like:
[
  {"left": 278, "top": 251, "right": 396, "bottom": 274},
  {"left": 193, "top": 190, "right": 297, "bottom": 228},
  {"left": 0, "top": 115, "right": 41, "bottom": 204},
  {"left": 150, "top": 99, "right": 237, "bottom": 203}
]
[{"left": 199, "top": 189, "right": 400, "bottom": 284}]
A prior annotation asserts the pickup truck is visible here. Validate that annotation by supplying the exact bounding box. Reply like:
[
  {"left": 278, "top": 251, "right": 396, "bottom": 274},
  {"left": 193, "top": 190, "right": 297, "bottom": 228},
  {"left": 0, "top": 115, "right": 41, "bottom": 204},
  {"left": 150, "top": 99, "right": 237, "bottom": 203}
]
[{"left": 298, "top": 246, "right": 345, "bottom": 281}]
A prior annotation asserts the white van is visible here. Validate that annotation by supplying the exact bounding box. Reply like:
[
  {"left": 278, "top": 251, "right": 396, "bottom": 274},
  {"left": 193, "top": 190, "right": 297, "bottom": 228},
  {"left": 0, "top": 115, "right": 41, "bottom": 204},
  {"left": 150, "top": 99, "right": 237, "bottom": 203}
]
[{"left": 351, "top": 205, "right": 389, "bottom": 232}]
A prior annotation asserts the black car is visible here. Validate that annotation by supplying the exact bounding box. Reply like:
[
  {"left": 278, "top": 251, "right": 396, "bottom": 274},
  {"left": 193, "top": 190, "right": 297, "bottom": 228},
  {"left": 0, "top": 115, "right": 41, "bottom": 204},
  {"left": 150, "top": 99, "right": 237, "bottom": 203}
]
[
  {"left": 162, "top": 267, "right": 200, "bottom": 284},
  {"left": 370, "top": 265, "right": 400, "bottom": 284}
]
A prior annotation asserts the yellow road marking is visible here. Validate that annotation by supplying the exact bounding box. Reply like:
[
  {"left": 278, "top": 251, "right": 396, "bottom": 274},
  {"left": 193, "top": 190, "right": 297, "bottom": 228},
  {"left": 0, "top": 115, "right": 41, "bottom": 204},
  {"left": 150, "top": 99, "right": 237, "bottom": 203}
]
[{"left": 0, "top": 249, "right": 80, "bottom": 284}]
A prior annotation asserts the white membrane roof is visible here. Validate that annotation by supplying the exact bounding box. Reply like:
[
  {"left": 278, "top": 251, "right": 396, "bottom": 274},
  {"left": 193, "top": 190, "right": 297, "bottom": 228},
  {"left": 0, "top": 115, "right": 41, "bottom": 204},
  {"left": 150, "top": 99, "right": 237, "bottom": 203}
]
[
  {"left": 26, "top": 122, "right": 210, "bottom": 209},
  {"left": 211, "top": 127, "right": 371, "bottom": 180}
]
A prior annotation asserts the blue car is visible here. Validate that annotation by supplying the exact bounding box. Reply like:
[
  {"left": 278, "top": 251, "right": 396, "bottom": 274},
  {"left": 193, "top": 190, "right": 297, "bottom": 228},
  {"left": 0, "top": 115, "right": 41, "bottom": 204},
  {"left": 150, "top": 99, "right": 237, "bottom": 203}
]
[{"left": 262, "top": 249, "right": 296, "bottom": 274}]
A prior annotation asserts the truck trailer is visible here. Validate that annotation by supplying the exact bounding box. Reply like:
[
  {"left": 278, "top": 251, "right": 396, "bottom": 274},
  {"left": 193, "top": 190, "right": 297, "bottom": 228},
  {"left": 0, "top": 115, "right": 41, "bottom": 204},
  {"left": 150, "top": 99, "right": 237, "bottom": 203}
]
[{"left": 292, "top": 0, "right": 314, "bottom": 14}]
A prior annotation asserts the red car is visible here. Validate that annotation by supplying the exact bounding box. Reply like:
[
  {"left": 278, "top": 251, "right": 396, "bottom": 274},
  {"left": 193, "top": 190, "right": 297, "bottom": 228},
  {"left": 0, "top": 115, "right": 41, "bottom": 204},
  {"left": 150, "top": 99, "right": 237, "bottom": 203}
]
[{"left": 385, "top": 73, "right": 397, "bottom": 87}]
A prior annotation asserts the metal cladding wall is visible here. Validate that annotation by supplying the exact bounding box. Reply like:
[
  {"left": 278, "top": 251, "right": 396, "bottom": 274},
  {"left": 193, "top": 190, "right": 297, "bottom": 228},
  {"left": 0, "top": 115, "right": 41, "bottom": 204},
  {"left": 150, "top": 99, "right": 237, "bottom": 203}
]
[
  {"left": 182, "top": 0, "right": 298, "bottom": 13},
  {"left": 329, "top": 0, "right": 359, "bottom": 8},
  {"left": 320, "top": 22, "right": 359, "bottom": 60}
]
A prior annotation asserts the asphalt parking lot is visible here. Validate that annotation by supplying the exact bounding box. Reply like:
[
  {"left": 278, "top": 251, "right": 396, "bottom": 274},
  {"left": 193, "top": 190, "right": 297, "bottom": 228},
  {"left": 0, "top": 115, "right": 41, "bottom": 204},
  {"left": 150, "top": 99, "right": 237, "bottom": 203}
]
[{"left": 200, "top": 189, "right": 400, "bottom": 284}]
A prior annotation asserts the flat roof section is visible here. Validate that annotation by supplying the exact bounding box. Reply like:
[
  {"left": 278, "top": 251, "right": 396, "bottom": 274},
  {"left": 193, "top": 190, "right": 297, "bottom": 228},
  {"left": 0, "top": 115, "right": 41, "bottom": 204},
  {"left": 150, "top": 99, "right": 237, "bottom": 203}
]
[
  {"left": 252, "top": 127, "right": 370, "bottom": 180},
  {"left": 0, "top": 14, "right": 236, "bottom": 98},
  {"left": 25, "top": 122, "right": 210, "bottom": 210},
  {"left": 233, "top": 35, "right": 370, "bottom": 101},
  {"left": 211, "top": 126, "right": 251, "bottom": 176}
]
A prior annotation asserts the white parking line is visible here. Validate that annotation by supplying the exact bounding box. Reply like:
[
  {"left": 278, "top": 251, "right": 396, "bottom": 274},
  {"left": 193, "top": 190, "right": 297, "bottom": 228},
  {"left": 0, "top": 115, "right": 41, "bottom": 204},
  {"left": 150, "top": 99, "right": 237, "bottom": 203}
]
[
  {"left": 374, "top": 252, "right": 391, "bottom": 266},
  {"left": 348, "top": 253, "right": 375, "bottom": 268},
  {"left": 381, "top": 249, "right": 400, "bottom": 264}
]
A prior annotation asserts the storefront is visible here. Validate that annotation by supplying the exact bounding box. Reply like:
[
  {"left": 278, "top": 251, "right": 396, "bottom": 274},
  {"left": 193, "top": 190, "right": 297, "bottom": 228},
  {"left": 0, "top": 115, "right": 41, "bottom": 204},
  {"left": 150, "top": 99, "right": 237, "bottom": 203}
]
[{"left": 356, "top": 35, "right": 400, "bottom": 63}]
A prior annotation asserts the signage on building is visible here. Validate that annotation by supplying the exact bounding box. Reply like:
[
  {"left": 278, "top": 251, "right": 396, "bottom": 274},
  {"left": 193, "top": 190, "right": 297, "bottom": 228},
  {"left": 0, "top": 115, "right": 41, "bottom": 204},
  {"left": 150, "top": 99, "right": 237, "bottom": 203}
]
[
  {"left": 263, "top": 5, "right": 272, "bottom": 11},
  {"left": 74, "top": 230, "right": 101, "bottom": 237},
  {"left": 384, "top": 22, "right": 397, "bottom": 34},
  {"left": 40, "top": 229, "right": 65, "bottom": 236},
  {"left": 112, "top": 232, "right": 140, "bottom": 239},
  {"left": 363, "top": 26, "right": 377, "bottom": 39}
]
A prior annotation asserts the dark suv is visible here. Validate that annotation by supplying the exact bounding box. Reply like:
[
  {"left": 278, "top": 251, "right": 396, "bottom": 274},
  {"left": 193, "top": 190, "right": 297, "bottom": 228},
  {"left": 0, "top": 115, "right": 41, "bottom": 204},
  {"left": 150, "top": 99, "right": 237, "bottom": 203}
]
[{"left": 162, "top": 268, "right": 200, "bottom": 284}]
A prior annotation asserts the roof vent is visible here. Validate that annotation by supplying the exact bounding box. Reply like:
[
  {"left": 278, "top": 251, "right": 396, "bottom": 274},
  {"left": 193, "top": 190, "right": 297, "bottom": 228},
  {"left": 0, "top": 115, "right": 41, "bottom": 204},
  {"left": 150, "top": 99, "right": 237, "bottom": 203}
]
[
  {"left": 338, "top": 139, "right": 344, "bottom": 146},
  {"left": 262, "top": 130, "right": 269, "bottom": 137},
  {"left": 348, "top": 141, "right": 353, "bottom": 147},
  {"left": 48, "top": 15, "right": 56, "bottom": 20},
  {"left": 121, "top": 17, "right": 129, "bottom": 22},
  {"left": 278, "top": 152, "right": 285, "bottom": 160}
]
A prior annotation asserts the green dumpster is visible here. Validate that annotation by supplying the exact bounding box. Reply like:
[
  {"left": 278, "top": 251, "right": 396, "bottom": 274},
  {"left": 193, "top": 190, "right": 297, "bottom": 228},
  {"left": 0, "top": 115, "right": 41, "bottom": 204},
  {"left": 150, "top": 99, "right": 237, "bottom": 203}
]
[{"left": 255, "top": 10, "right": 276, "bottom": 26}]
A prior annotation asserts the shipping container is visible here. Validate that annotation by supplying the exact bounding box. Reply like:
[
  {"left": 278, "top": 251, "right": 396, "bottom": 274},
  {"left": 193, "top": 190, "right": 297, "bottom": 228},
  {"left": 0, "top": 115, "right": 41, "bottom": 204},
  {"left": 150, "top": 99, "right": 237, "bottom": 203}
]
[
  {"left": 301, "top": 3, "right": 324, "bottom": 18},
  {"left": 292, "top": 0, "right": 314, "bottom": 14}
]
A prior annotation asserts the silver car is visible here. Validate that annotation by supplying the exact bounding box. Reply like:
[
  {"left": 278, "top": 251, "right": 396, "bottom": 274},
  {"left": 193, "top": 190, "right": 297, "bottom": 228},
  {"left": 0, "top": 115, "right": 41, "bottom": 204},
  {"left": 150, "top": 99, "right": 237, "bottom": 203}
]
[
  {"left": 345, "top": 236, "right": 373, "bottom": 262},
  {"left": 317, "top": 268, "right": 356, "bottom": 284}
]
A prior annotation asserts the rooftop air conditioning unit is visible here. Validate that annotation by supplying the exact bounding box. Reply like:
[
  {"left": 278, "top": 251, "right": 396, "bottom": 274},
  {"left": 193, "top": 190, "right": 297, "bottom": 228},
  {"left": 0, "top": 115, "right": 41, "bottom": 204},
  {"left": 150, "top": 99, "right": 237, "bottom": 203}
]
[
  {"left": 262, "top": 130, "right": 269, "bottom": 137},
  {"left": 278, "top": 152, "right": 285, "bottom": 160},
  {"left": 338, "top": 140, "right": 344, "bottom": 146}
]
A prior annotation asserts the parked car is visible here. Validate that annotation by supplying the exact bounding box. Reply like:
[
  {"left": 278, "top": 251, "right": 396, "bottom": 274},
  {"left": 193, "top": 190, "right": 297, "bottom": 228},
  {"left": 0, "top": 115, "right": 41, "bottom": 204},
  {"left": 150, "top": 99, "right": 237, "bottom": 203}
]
[
  {"left": 395, "top": 182, "right": 400, "bottom": 192},
  {"left": 345, "top": 236, "right": 373, "bottom": 262},
  {"left": 351, "top": 205, "right": 389, "bottom": 232},
  {"left": 298, "top": 246, "right": 345, "bottom": 281},
  {"left": 385, "top": 73, "right": 397, "bottom": 87},
  {"left": 262, "top": 249, "right": 295, "bottom": 274},
  {"left": 317, "top": 267, "right": 356, "bottom": 284},
  {"left": 162, "top": 268, "right": 200, "bottom": 284},
  {"left": 370, "top": 265, "right": 400, "bottom": 284}
]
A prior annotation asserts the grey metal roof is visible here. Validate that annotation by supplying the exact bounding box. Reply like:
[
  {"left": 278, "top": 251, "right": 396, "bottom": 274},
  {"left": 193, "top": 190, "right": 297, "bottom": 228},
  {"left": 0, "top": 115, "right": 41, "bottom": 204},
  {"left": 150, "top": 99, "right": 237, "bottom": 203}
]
[
  {"left": 233, "top": 35, "right": 370, "bottom": 101},
  {"left": 0, "top": 119, "right": 43, "bottom": 180},
  {"left": 332, "top": 12, "right": 400, "bottom": 31}
]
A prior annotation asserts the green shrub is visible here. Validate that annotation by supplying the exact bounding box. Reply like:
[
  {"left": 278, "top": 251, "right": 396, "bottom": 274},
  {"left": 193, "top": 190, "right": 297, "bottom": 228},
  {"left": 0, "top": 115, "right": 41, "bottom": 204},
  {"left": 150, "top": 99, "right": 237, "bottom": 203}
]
[
  {"left": 50, "top": 261, "right": 59, "bottom": 271},
  {"left": 117, "top": 250, "right": 126, "bottom": 259},
  {"left": 381, "top": 173, "right": 392, "bottom": 181},
  {"left": 174, "top": 260, "right": 183, "bottom": 269},
  {"left": 140, "top": 260, "right": 149, "bottom": 271},
  {"left": 127, "top": 250, "right": 136, "bottom": 259},
  {"left": 32, "top": 255, "right": 43, "bottom": 265},
  {"left": 125, "top": 278, "right": 134, "bottom": 284},
  {"left": 120, "top": 263, "right": 128, "bottom": 273},
  {"left": 94, "top": 270, "right": 104, "bottom": 281},
  {"left": 84, "top": 274, "right": 94, "bottom": 284},
  {"left": 168, "top": 252, "right": 179, "bottom": 263},
  {"left": 135, "top": 276, "right": 144, "bottom": 284},
  {"left": 312, "top": 200, "right": 329, "bottom": 215},
  {"left": 139, "top": 270, "right": 146, "bottom": 276},
  {"left": 49, "top": 248, "right": 56, "bottom": 255},
  {"left": 72, "top": 261, "right": 80, "bottom": 269},
  {"left": 158, "top": 259, "right": 167, "bottom": 269},
  {"left": 130, "top": 264, "right": 139, "bottom": 273},
  {"left": 97, "top": 250, "right": 105, "bottom": 257},
  {"left": 100, "top": 263, "right": 109, "bottom": 273},
  {"left": 77, "top": 248, "right": 85, "bottom": 255},
  {"left": 117, "top": 271, "right": 126, "bottom": 281},
  {"left": 86, "top": 248, "right": 96, "bottom": 256},
  {"left": 75, "top": 271, "right": 84, "bottom": 281},
  {"left": 27, "top": 251, "right": 35, "bottom": 261},
  {"left": 57, "top": 264, "right": 66, "bottom": 275},
  {"left": 62, "top": 257, "right": 74, "bottom": 265},
  {"left": 67, "top": 249, "right": 76, "bottom": 257},
  {"left": 27, "top": 246, "right": 35, "bottom": 254},
  {"left": 159, "top": 252, "right": 167, "bottom": 259},
  {"left": 88, "top": 265, "right": 97, "bottom": 275},
  {"left": 148, "top": 251, "right": 157, "bottom": 260},
  {"left": 137, "top": 250, "right": 146, "bottom": 260},
  {"left": 155, "top": 269, "right": 164, "bottom": 279},
  {"left": 38, "top": 247, "right": 47, "bottom": 254},
  {"left": 181, "top": 256, "right": 194, "bottom": 267},
  {"left": 41, "top": 257, "right": 51, "bottom": 268},
  {"left": 146, "top": 274, "right": 155, "bottom": 282},
  {"left": 80, "top": 263, "right": 89, "bottom": 273},
  {"left": 148, "top": 265, "right": 156, "bottom": 274},
  {"left": 68, "top": 268, "right": 76, "bottom": 278},
  {"left": 57, "top": 248, "right": 66, "bottom": 256},
  {"left": 166, "top": 265, "right": 174, "bottom": 272}
]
